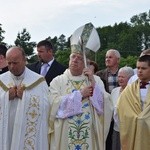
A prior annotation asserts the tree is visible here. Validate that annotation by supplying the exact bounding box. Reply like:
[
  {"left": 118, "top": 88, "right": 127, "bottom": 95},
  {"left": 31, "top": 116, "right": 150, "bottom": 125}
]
[
  {"left": 120, "top": 55, "right": 138, "bottom": 68},
  {"left": 45, "top": 36, "right": 58, "bottom": 52},
  {"left": 14, "top": 28, "right": 36, "bottom": 61},
  {"left": 130, "top": 10, "right": 150, "bottom": 50},
  {"left": 0, "top": 24, "right": 6, "bottom": 44},
  {"left": 1, "top": 10, "right": 149, "bottom": 68},
  {"left": 130, "top": 11, "right": 150, "bottom": 26},
  {"left": 57, "top": 34, "right": 67, "bottom": 50},
  {"left": 55, "top": 48, "right": 71, "bottom": 67}
]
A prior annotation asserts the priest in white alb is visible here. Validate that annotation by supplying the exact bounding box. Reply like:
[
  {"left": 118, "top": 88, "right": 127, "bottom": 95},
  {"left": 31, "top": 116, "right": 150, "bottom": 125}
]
[{"left": 0, "top": 46, "right": 50, "bottom": 150}]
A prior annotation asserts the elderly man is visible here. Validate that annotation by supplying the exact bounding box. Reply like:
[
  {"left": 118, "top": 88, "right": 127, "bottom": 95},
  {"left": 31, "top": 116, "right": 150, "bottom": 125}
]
[
  {"left": 0, "top": 46, "right": 50, "bottom": 150},
  {"left": 48, "top": 23, "right": 113, "bottom": 150},
  {"left": 96, "top": 49, "right": 121, "bottom": 150},
  {"left": 96, "top": 49, "right": 121, "bottom": 93}
]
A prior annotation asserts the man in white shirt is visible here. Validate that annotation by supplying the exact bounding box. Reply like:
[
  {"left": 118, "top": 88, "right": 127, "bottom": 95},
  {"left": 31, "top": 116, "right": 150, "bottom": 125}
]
[{"left": 27, "top": 40, "right": 66, "bottom": 86}]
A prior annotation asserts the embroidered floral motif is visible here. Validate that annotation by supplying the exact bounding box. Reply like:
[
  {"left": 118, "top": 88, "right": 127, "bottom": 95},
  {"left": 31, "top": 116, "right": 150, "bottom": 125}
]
[
  {"left": 66, "top": 77, "right": 91, "bottom": 149},
  {"left": 24, "top": 95, "right": 40, "bottom": 150},
  {"left": 81, "top": 23, "right": 93, "bottom": 48},
  {"left": 68, "top": 112, "right": 91, "bottom": 150},
  {"left": 82, "top": 102, "right": 89, "bottom": 108}
]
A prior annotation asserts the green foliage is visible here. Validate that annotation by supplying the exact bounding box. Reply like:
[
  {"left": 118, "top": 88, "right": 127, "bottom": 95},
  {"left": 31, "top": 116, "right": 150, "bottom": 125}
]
[
  {"left": 57, "top": 34, "right": 67, "bottom": 50},
  {"left": 120, "top": 55, "right": 138, "bottom": 68},
  {"left": 14, "top": 28, "right": 36, "bottom": 57},
  {"left": 0, "top": 10, "right": 149, "bottom": 68},
  {"left": 130, "top": 11, "right": 150, "bottom": 26},
  {"left": 95, "top": 50, "right": 107, "bottom": 70},
  {"left": 0, "top": 24, "right": 5, "bottom": 44},
  {"left": 45, "top": 36, "right": 58, "bottom": 51},
  {"left": 27, "top": 54, "right": 38, "bottom": 64},
  {"left": 55, "top": 49, "right": 71, "bottom": 67}
]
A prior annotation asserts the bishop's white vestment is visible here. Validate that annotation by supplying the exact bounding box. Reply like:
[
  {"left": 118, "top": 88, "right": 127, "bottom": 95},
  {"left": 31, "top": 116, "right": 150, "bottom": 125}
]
[{"left": 49, "top": 69, "right": 113, "bottom": 150}]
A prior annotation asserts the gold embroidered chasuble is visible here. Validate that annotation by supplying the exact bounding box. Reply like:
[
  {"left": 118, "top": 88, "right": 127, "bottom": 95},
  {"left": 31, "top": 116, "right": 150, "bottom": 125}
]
[
  {"left": 0, "top": 67, "right": 50, "bottom": 150},
  {"left": 117, "top": 80, "right": 150, "bottom": 150},
  {"left": 49, "top": 69, "right": 113, "bottom": 150}
]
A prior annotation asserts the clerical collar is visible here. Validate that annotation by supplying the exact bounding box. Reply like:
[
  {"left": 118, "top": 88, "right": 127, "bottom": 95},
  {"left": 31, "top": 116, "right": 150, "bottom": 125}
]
[
  {"left": 140, "top": 80, "right": 150, "bottom": 84},
  {"left": 140, "top": 80, "right": 150, "bottom": 89}
]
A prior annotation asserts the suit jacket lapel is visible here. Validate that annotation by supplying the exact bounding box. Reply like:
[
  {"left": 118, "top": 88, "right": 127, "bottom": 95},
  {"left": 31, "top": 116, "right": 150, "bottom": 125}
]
[{"left": 37, "top": 62, "right": 42, "bottom": 74}]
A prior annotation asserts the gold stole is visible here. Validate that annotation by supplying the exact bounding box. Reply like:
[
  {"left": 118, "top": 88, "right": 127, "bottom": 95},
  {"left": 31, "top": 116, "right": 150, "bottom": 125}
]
[{"left": 117, "top": 80, "right": 150, "bottom": 150}]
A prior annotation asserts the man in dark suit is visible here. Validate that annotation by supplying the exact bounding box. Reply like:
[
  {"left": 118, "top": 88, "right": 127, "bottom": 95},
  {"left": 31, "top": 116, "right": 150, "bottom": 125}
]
[
  {"left": 27, "top": 40, "right": 66, "bottom": 86},
  {"left": 0, "top": 44, "right": 8, "bottom": 74}
]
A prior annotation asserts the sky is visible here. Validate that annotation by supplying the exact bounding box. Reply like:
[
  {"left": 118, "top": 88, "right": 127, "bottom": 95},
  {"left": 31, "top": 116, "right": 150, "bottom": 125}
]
[{"left": 1, "top": 0, "right": 149, "bottom": 45}]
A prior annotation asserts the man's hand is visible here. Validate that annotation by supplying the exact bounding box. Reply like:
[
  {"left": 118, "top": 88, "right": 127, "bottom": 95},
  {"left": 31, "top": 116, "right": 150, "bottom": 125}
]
[
  {"left": 83, "top": 68, "right": 96, "bottom": 86},
  {"left": 9, "top": 85, "right": 24, "bottom": 100},
  {"left": 80, "top": 85, "right": 93, "bottom": 99},
  {"left": 9, "top": 86, "right": 17, "bottom": 100},
  {"left": 16, "top": 85, "right": 24, "bottom": 99}
]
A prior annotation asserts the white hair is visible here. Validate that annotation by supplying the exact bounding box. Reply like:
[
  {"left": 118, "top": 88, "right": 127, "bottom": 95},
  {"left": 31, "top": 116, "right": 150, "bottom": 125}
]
[
  {"left": 118, "top": 66, "right": 134, "bottom": 78},
  {"left": 107, "top": 49, "right": 121, "bottom": 59}
]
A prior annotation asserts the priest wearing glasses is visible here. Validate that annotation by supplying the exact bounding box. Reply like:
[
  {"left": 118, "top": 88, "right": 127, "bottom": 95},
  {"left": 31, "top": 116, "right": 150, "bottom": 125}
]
[{"left": 48, "top": 23, "right": 113, "bottom": 150}]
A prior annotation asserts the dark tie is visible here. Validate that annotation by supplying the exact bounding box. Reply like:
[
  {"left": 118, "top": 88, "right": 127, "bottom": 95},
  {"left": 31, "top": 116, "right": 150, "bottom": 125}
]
[{"left": 140, "top": 82, "right": 149, "bottom": 89}]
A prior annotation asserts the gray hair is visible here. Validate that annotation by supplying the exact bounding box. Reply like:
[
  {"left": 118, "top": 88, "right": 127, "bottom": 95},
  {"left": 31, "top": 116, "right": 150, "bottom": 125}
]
[
  {"left": 118, "top": 66, "right": 134, "bottom": 78},
  {"left": 107, "top": 49, "right": 121, "bottom": 59},
  {"left": 140, "top": 48, "right": 150, "bottom": 56}
]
